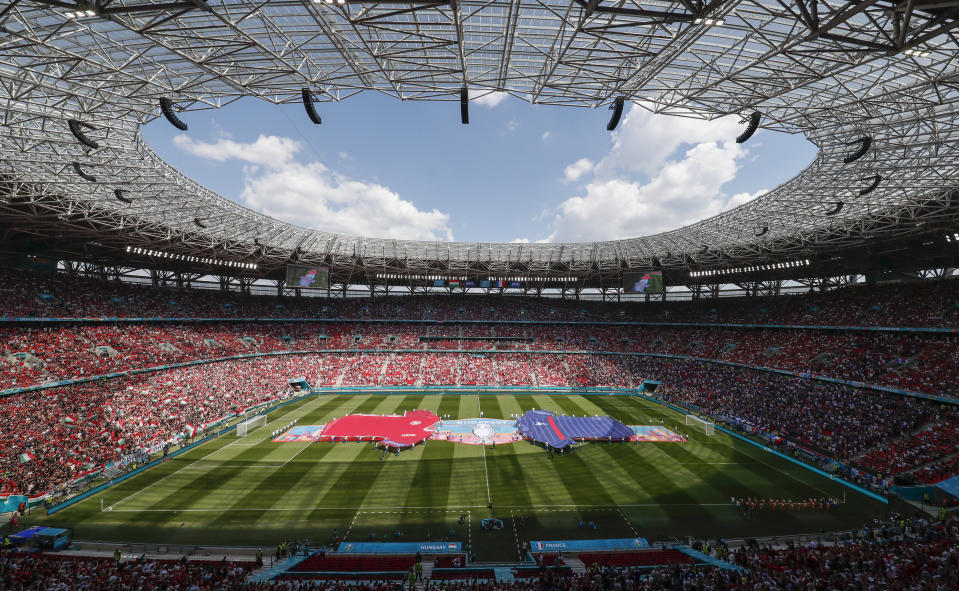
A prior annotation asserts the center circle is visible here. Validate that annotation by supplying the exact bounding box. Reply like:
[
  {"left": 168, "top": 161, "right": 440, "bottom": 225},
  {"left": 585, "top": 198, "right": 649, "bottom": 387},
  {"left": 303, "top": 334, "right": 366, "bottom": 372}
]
[{"left": 472, "top": 423, "right": 495, "bottom": 440}]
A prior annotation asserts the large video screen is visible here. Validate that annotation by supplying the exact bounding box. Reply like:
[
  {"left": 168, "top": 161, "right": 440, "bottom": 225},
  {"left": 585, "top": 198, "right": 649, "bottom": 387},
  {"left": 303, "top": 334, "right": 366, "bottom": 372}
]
[
  {"left": 286, "top": 265, "right": 329, "bottom": 290},
  {"left": 623, "top": 270, "right": 663, "bottom": 293}
]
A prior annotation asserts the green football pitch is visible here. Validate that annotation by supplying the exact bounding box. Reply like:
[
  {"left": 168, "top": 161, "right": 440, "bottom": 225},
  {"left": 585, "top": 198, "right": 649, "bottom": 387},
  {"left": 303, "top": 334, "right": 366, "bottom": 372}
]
[{"left": 29, "top": 392, "right": 892, "bottom": 561}]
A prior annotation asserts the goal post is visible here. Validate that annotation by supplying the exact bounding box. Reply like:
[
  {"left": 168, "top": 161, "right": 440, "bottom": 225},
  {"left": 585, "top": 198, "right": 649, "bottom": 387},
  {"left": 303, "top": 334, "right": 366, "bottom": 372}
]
[
  {"left": 237, "top": 415, "right": 267, "bottom": 437},
  {"left": 685, "top": 414, "right": 715, "bottom": 436}
]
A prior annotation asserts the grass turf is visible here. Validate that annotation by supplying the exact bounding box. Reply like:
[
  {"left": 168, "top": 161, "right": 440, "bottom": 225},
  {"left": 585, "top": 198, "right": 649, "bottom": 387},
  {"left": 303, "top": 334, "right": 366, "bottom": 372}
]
[{"left": 27, "top": 392, "right": 894, "bottom": 561}]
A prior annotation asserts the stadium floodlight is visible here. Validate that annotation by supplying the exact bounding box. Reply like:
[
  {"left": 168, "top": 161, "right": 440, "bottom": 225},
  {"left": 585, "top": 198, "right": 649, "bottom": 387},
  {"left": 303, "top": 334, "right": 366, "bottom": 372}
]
[
  {"left": 72, "top": 161, "right": 96, "bottom": 182},
  {"left": 114, "top": 189, "right": 133, "bottom": 203},
  {"left": 460, "top": 86, "right": 469, "bottom": 124},
  {"left": 67, "top": 119, "right": 99, "bottom": 149},
  {"left": 237, "top": 415, "right": 267, "bottom": 437},
  {"left": 301, "top": 88, "right": 322, "bottom": 125},
  {"left": 843, "top": 136, "right": 872, "bottom": 163},
  {"left": 685, "top": 414, "right": 714, "bottom": 436},
  {"left": 736, "top": 111, "right": 761, "bottom": 144},
  {"left": 159, "top": 98, "right": 188, "bottom": 131},
  {"left": 824, "top": 201, "right": 844, "bottom": 216},
  {"left": 904, "top": 48, "right": 930, "bottom": 58},
  {"left": 607, "top": 97, "right": 625, "bottom": 131},
  {"left": 858, "top": 174, "right": 882, "bottom": 195}
]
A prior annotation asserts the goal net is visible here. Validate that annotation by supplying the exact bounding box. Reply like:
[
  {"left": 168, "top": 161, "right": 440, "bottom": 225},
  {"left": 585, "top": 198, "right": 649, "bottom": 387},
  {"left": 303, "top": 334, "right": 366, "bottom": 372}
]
[
  {"left": 237, "top": 415, "right": 267, "bottom": 437},
  {"left": 685, "top": 414, "right": 715, "bottom": 436}
]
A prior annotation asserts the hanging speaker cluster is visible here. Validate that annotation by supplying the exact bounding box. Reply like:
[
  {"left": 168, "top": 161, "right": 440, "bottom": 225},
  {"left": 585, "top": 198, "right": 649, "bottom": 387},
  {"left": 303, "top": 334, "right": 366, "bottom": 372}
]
[
  {"left": 72, "top": 161, "right": 96, "bottom": 182},
  {"left": 858, "top": 174, "right": 882, "bottom": 195},
  {"left": 736, "top": 111, "right": 762, "bottom": 144},
  {"left": 824, "top": 201, "right": 844, "bottom": 216},
  {"left": 302, "top": 88, "right": 322, "bottom": 125},
  {"left": 460, "top": 87, "right": 469, "bottom": 125},
  {"left": 843, "top": 136, "right": 872, "bottom": 163},
  {"left": 159, "top": 97, "right": 189, "bottom": 131},
  {"left": 67, "top": 119, "right": 99, "bottom": 149},
  {"left": 607, "top": 97, "right": 625, "bottom": 131}
]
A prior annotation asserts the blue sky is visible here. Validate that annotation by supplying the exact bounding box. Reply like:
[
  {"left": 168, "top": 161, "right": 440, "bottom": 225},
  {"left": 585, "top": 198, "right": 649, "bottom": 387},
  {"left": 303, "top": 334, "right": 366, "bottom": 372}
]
[{"left": 143, "top": 92, "right": 816, "bottom": 243}]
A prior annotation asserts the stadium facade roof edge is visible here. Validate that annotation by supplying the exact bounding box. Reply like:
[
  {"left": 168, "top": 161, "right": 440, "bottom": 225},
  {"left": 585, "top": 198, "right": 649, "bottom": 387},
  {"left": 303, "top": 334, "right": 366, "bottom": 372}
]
[{"left": 1, "top": 0, "right": 958, "bottom": 278}]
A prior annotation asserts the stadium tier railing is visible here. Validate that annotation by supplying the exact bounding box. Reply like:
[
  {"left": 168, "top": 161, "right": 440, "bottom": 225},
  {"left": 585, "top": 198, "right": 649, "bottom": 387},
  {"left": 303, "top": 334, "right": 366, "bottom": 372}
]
[{"left": 3, "top": 315, "right": 959, "bottom": 334}]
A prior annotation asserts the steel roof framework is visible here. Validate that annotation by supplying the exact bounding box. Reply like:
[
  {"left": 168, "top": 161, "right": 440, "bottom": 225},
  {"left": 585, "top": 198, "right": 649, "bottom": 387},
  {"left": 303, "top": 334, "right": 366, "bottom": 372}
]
[{"left": 0, "top": 0, "right": 958, "bottom": 283}]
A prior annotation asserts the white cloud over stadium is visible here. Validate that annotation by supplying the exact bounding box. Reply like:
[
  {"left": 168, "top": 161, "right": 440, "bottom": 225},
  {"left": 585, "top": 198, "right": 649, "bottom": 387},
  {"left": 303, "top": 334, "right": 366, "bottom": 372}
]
[{"left": 173, "top": 134, "right": 454, "bottom": 242}]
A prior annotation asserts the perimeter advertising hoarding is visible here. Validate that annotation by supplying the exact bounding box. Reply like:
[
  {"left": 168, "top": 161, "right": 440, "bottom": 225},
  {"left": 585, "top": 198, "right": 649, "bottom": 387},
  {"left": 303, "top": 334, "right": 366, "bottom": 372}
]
[
  {"left": 622, "top": 270, "right": 663, "bottom": 293},
  {"left": 286, "top": 265, "right": 329, "bottom": 289}
]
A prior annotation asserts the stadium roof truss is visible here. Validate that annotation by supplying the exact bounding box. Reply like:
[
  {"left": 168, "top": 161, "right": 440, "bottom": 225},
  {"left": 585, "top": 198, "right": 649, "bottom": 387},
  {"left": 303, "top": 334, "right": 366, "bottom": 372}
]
[{"left": 1, "top": 0, "right": 959, "bottom": 285}]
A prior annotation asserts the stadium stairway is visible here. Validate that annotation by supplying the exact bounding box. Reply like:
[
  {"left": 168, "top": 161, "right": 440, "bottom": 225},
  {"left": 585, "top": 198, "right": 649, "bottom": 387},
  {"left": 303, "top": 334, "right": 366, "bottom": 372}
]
[
  {"left": 248, "top": 552, "right": 313, "bottom": 583},
  {"left": 565, "top": 557, "right": 587, "bottom": 575},
  {"left": 414, "top": 562, "right": 433, "bottom": 591},
  {"left": 676, "top": 546, "right": 744, "bottom": 572},
  {"left": 492, "top": 566, "right": 516, "bottom": 582}
]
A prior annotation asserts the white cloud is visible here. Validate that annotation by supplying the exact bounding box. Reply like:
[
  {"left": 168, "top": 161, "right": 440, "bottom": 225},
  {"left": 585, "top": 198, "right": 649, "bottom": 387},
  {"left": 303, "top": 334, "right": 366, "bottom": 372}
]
[
  {"left": 511, "top": 238, "right": 530, "bottom": 243},
  {"left": 541, "top": 131, "right": 551, "bottom": 141},
  {"left": 542, "top": 105, "right": 768, "bottom": 242},
  {"left": 594, "top": 104, "right": 745, "bottom": 178},
  {"left": 174, "top": 134, "right": 453, "bottom": 241},
  {"left": 548, "top": 140, "right": 761, "bottom": 242},
  {"left": 563, "top": 157, "right": 594, "bottom": 183},
  {"left": 173, "top": 134, "right": 299, "bottom": 168},
  {"left": 471, "top": 90, "right": 509, "bottom": 108},
  {"left": 505, "top": 118, "right": 519, "bottom": 133}
]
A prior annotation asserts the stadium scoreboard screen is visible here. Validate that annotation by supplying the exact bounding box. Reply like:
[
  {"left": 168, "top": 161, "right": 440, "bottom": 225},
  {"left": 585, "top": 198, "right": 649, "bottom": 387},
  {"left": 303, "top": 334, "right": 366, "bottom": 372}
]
[
  {"left": 623, "top": 271, "right": 663, "bottom": 293},
  {"left": 286, "top": 265, "right": 329, "bottom": 289}
]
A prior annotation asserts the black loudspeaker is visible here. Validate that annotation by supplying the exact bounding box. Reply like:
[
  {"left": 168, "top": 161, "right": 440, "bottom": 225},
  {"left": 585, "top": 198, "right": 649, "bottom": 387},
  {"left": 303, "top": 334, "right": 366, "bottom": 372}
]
[
  {"left": 67, "top": 119, "right": 99, "bottom": 149},
  {"left": 824, "top": 201, "right": 844, "bottom": 216},
  {"left": 736, "top": 111, "right": 761, "bottom": 143},
  {"left": 460, "top": 87, "right": 469, "bottom": 124},
  {"left": 607, "top": 97, "right": 625, "bottom": 131},
  {"left": 159, "top": 97, "right": 189, "bottom": 131},
  {"left": 302, "top": 88, "right": 322, "bottom": 125},
  {"left": 858, "top": 174, "right": 882, "bottom": 195},
  {"left": 73, "top": 161, "right": 97, "bottom": 182},
  {"left": 843, "top": 136, "right": 871, "bottom": 163}
]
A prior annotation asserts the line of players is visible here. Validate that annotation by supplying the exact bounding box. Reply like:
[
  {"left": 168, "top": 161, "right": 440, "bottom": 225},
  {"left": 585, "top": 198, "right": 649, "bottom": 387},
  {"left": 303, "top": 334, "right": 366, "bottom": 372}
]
[{"left": 730, "top": 496, "right": 841, "bottom": 514}]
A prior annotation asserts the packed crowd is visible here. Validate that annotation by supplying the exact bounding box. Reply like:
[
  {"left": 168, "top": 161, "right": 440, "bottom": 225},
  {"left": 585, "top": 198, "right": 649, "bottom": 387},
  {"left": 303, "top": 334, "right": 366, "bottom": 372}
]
[
  {"left": 0, "top": 553, "right": 257, "bottom": 590},
  {"left": 859, "top": 413, "right": 959, "bottom": 480},
  {"left": 652, "top": 357, "right": 933, "bottom": 462},
  {"left": 3, "top": 268, "right": 959, "bottom": 494},
  {"left": 1, "top": 517, "right": 954, "bottom": 589},
  {"left": 0, "top": 357, "right": 301, "bottom": 496},
  {"left": 6, "top": 323, "right": 959, "bottom": 398},
  {"left": 3, "top": 348, "right": 958, "bottom": 495},
  {"left": 4, "top": 267, "right": 959, "bottom": 327}
]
